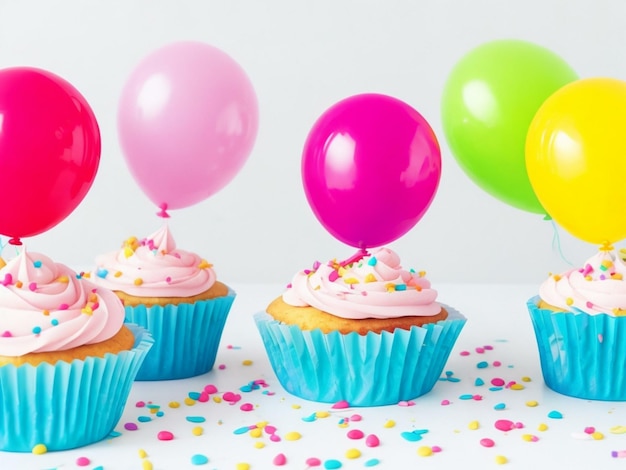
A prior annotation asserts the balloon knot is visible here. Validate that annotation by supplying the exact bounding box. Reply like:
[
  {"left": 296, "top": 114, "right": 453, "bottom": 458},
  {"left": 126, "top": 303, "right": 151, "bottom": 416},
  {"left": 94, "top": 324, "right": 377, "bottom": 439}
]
[
  {"left": 340, "top": 248, "right": 369, "bottom": 267},
  {"left": 542, "top": 214, "right": 552, "bottom": 221},
  {"left": 599, "top": 241, "right": 614, "bottom": 252},
  {"left": 156, "top": 203, "right": 170, "bottom": 218},
  {"left": 8, "top": 238, "right": 22, "bottom": 246}
]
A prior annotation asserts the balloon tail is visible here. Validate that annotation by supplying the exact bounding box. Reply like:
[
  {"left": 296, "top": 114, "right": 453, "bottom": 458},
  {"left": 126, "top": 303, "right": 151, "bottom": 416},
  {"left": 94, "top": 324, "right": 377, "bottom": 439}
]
[
  {"left": 156, "top": 203, "right": 170, "bottom": 218},
  {"left": 340, "top": 248, "right": 369, "bottom": 267},
  {"left": 8, "top": 237, "right": 22, "bottom": 246},
  {"left": 550, "top": 220, "right": 573, "bottom": 266}
]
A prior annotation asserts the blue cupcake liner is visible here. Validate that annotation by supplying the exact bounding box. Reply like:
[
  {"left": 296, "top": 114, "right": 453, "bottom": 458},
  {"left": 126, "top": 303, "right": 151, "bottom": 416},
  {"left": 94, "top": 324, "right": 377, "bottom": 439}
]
[
  {"left": 254, "top": 305, "right": 466, "bottom": 406},
  {"left": 124, "top": 288, "right": 235, "bottom": 380},
  {"left": 0, "top": 323, "right": 153, "bottom": 452},
  {"left": 528, "top": 296, "right": 626, "bottom": 401}
]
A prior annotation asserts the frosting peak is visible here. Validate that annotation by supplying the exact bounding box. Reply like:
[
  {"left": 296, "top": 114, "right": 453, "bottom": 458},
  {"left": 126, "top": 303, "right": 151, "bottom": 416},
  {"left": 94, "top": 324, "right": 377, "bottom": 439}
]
[
  {"left": 282, "top": 248, "right": 441, "bottom": 319},
  {"left": 0, "top": 248, "right": 125, "bottom": 356},
  {"left": 91, "top": 224, "right": 216, "bottom": 297},
  {"left": 540, "top": 249, "right": 626, "bottom": 315}
]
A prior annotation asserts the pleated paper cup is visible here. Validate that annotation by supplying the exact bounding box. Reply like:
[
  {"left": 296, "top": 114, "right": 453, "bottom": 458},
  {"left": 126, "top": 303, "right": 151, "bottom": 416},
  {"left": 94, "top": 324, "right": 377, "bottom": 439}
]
[
  {"left": 528, "top": 296, "right": 626, "bottom": 401},
  {"left": 125, "top": 288, "right": 235, "bottom": 380},
  {"left": 0, "top": 324, "right": 153, "bottom": 452},
  {"left": 255, "top": 305, "right": 465, "bottom": 406}
]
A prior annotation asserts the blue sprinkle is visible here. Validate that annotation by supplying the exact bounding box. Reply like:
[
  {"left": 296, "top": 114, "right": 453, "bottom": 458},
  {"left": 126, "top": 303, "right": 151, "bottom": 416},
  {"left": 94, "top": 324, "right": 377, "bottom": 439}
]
[
  {"left": 548, "top": 410, "right": 563, "bottom": 419},
  {"left": 240, "top": 384, "right": 253, "bottom": 392},
  {"left": 459, "top": 394, "right": 474, "bottom": 400},
  {"left": 146, "top": 404, "right": 160, "bottom": 410},
  {"left": 51, "top": 319, "right": 59, "bottom": 326},
  {"left": 489, "top": 387, "right": 503, "bottom": 392},
  {"left": 93, "top": 467, "right": 104, "bottom": 470},
  {"left": 191, "top": 454, "right": 209, "bottom": 465},
  {"left": 476, "top": 361, "right": 489, "bottom": 369},
  {"left": 32, "top": 326, "right": 41, "bottom": 334},
  {"left": 368, "top": 257, "right": 377, "bottom": 266},
  {"left": 401, "top": 431, "right": 423, "bottom": 442},
  {"left": 475, "top": 378, "right": 485, "bottom": 386},
  {"left": 494, "top": 403, "right": 506, "bottom": 410},
  {"left": 186, "top": 416, "right": 206, "bottom": 423},
  {"left": 137, "top": 416, "right": 152, "bottom": 423},
  {"left": 96, "top": 267, "right": 108, "bottom": 278},
  {"left": 438, "top": 377, "right": 448, "bottom": 382},
  {"left": 364, "top": 458, "right": 380, "bottom": 467},
  {"left": 108, "top": 431, "right": 122, "bottom": 438},
  {"left": 33, "top": 260, "right": 42, "bottom": 268},
  {"left": 156, "top": 411, "right": 164, "bottom": 417},
  {"left": 233, "top": 426, "right": 251, "bottom": 435},
  {"left": 447, "top": 377, "right": 461, "bottom": 383},
  {"left": 302, "top": 412, "right": 317, "bottom": 422},
  {"left": 395, "top": 284, "right": 407, "bottom": 291},
  {"left": 445, "top": 370, "right": 454, "bottom": 377},
  {"left": 324, "top": 459, "right": 342, "bottom": 469},
  {"left": 188, "top": 391, "right": 201, "bottom": 400}
]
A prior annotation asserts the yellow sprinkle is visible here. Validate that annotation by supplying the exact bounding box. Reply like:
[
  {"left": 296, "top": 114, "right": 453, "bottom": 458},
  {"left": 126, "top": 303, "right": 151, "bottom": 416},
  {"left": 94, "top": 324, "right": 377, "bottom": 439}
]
[
  {"left": 82, "top": 272, "right": 91, "bottom": 279},
  {"left": 510, "top": 383, "right": 525, "bottom": 391},
  {"left": 612, "top": 273, "right": 623, "bottom": 280},
  {"left": 149, "top": 407, "right": 160, "bottom": 415},
  {"left": 284, "top": 431, "right": 302, "bottom": 441},
  {"left": 585, "top": 275, "right": 593, "bottom": 281},
  {"left": 384, "top": 420, "right": 396, "bottom": 428},
  {"left": 42, "top": 310, "right": 49, "bottom": 316},
  {"left": 385, "top": 283, "right": 395, "bottom": 292},
  {"left": 417, "top": 446, "right": 433, "bottom": 457},
  {"left": 566, "top": 297, "right": 574, "bottom": 306},
  {"left": 254, "top": 441, "right": 265, "bottom": 449},
  {"left": 138, "top": 449, "right": 148, "bottom": 458},
  {"left": 57, "top": 275, "right": 69, "bottom": 283},
  {"left": 338, "top": 422, "right": 349, "bottom": 428},
  {"left": 538, "top": 423, "right": 548, "bottom": 432},
  {"left": 521, "top": 376, "right": 531, "bottom": 382},
  {"left": 291, "top": 404, "right": 301, "bottom": 409},
  {"left": 168, "top": 401, "right": 180, "bottom": 408},
  {"left": 521, "top": 434, "right": 533, "bottom": 442},
  {"left": 256, "top": 421, "right": 268, "bottom": 429},
  {"left": 343, "top": 277, "right": 359, "bottom": 285},
  {"left": 615, "top": 309, "right": 626, "bottom": 317},
  {"left": 123, "top": 246, "right": 134, "bottom": 258},
  {"left": 526, "top": 400, "right": 538, "bottom": 407},
  {"left": 81, "top": 306, "right": 93, "bottom": 315},
  {"left": 418, "top": 271, "right": 426, "bottom": 277},
  {"left": 315, "top": 411, "right": 330, "bottom": 419},
  {"left": 249, "top": 427, "right": 262, "bottom": 438},
  {"left": 192, "top": 426, "right": 203, "bottom": 436},
  {"left": 0, "top": 257, "right": 5, "bottom": 269},
  {"left": 337, "top": 267, "right": 347, "bottom": 277},
  {"left": 610, "top": 425, "right": 626, "bottom": 434},
  {"left": 346, "top": 448, "right": 361, "bottom": 459},
  {"left": 184, "top": 397, "right": 196, "bottom": 406},
  {"left": 468, "top": 420, "right": 479, "bottom": 430},
  {"left": 364, "top": 273, "right": 377, "bottom": 283},
  {"left": 213, "top": 396, "right": 222, "bottom": 403},
  {"left": 114, "top": 271, "right": 123, "bottom": 277},
  {"left": 32, "top": 443, "right": 47, "bottom": 455},
  {"left": 242, "top": 359, "right": 253, "bottom": 366},
  {"left": 198, "top": 259, "right": 213, "bottom": 269},
  {"left": 134, "top": 278, "right": 143, "bottom": 286},
  {"left": 142, "top": 460, "right": 153, "bottom": 470},
  {"left": 591, "top": 431, "right": 604, "bottom": 440},
  {"left": 495, "top": 455, "right": 508, "bottom": 465},
  {"left": 552, "top": 274, "right": 561, "bottom": 281},
  {"left": 236, "top": 464, "right": 250, "bottom": 470}
]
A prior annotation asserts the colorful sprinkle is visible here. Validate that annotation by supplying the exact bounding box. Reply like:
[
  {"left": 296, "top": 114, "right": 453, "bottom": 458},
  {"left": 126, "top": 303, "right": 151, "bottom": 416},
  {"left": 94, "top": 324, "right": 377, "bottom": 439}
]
[
  {"left": 332, "top": 400, "right": 350, "bottom": 409},
  {"left": 345, "top": 448, "right": 361, "bottom": 459},
  {"left": 273, "top": 453, "right": 287, "bottom": 466},
  {"left": 347, "top": 429, "right": 364, "bottom": 439},
  {"left": 324, "top": 460, "right": 342, "bottom": 469},
  {"left": 124, "top": 422, "right": 139, "bottom": 431},
  {"left": 284, "top": 431, "right": 302, "bottom": 441},
  {"left": 366, "top": 434, "right": 380, "bottom": 447},
  {"left": 191, "top": 454, "right": 208, "bottom": 465},
  {"left": 306, "top": 457, "right": 322, "bottom": 467},
  {"left": 548, "top": 410, "right": 563, "bottom": 419},
  {"left": 364, "top": 459, "right": 380, "bottom": 467},
  {"left": 157, "top": 430, "right": 174, "bottom": 441},
  {"left": 495, "top": 455, "right": 508, "bottom": 465},
  {"left": 32, "top": 443, "right": 47, "bottom": 455},
  {"left": 480, "top": 438, "right": 495, "bottom": 447}
]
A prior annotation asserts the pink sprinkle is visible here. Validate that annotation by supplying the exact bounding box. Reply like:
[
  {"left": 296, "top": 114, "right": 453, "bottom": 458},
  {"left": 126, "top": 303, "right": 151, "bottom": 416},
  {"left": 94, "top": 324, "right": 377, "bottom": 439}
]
[
  {"left": 28, "top": 282, "right": 37, "bottom": 291},
  {"left": 223, "top": 392, "right": 242, "bottom": 404},
  {"left": 306, "top": 457, "right": 321, "bottom": 467},
  {"left": 514, "top": 422, "right": 524, "bottom": 429},
  {"left": 472, "top": 395, "right": 483, "bottom": 401},
  {"left": 240, "top": 403, "right": 254, "bottom": 411},
  {"left": 483, "top": 345, "right": 494, "bottom": 350},
  {"left": 135, "top": 401, "right": 146, "bottom": 407},
  {"left": 491, "top": 378, "right": 505, "bottom": 387},
  {"left": 531, "top": 435, "right": 540, "bottom": 442},
  {"left": 1, "top": 331, "right": 11, "bottom": 337},
  {"left": 218, "top": 364, "right": 226, "bottom": 369},
  {"left": 198, "top": 391, "right": 210, "bottom": 402},
  {"left": 366, "top": 434, "right": 380, "bottom": 447},
  {"left": 586, "top": 301, "right": 594, "bottom": 309},
  {"left": 398, "top": 400, "right": 415, "bottom": 406},
  {"left": 328, "top": 270, "right": 339, "bottom": 282},
  {"left": 273, "top": 453, "right": 287, "bottom": 466},
  {"left": 58, "top": 303, "right": 69, "bottom": 310},
  {"left": 441, "top": 399, "right": 451, "bottom": 406},
  {"left": 312, "top": 261, "right": 321, "bottom": 270},
  {"left": 460, "top": 351, "right": 470, "bottom": 356},
  {"left": 492, "top": 361, "right": 502, "bottom": 367},
  {"left": 350, "top": 414, "right": 362, "bottom": 422},
  {"left": 584, "top": 426, "right": 595, "bottom": 434},
  {"left": 270, "top": 434, "right": 281, "bottom": 442},
  {"left": 480, "top": 438, "right": 495, "bottom": 447},
  {"left": 432, "top": 446, "right": 442, "bottom": 453},
  {"left": 76, "top": 456, "right": 90, "bottom": 466},
  {"left": 347, "top": 429, "right": 364, "bottom": 440},
  {"left": 475, "top": 347, "right": 485, "bottom": 354},
  {"left": 157, "top": 430, "right": 174, "bottom": 441},
  {"left": 332, "top": 400, "right": 350, "bottom": 409},
  {"left": 265, "top": 425, "right": 277, "bottom": 435},
  {"left": 494, "top": 419, "right": 515, "bottom": 432},
  {"left": 124, "top": 422, "right": 138, "bottom": 431},
  {"left": 506, "top": 381, "right": 516, "bottom": 388},
  {"left": 1, "top": 273, "right": 12, "bottom": 286},
  {"left": 165, "top": 276, "right": 172, "bottom": 283},
  {"left": 204, "top": 384, "right": 218, "bottom": 394}
]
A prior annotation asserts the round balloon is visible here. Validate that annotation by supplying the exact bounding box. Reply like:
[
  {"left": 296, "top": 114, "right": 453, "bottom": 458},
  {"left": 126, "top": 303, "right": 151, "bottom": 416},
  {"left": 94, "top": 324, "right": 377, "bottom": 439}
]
[
  {"left": 0, "top": 67, "right": 101, "bottom": 242},
  {"left": 441, "top": 39, "right": 578, "bottom": 214},
  {"left": 117, "top": 41, "right": 259, "bottom": 211},
  {"left": 526, "top": 77, "right": 626, "bottom": 245},
  {"left": 302, "top": 93, "right": 441, "bottom": 249}
]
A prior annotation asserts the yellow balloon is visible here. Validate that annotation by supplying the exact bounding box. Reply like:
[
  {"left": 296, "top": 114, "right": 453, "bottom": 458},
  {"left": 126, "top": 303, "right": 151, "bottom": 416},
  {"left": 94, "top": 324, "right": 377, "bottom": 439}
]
[{"left": 526, "top": 77, "right": 626, "bottom": 245}]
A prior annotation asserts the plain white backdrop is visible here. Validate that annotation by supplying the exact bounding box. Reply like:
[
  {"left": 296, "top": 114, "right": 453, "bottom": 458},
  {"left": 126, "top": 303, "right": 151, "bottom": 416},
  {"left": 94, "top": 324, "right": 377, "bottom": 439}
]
[{"left": 0, "top": 0, "right": 624, "bottom": 285}]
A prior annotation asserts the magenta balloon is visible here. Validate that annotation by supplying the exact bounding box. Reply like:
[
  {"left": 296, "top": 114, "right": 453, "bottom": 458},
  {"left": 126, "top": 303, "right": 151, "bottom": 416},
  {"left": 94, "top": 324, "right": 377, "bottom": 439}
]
[
  {"left": 0, "top": 67, "right": 101, "bottom": 242},
  {"left": 117, "top": 41, "right": 259, "bottom": 210},
  {"left": 302, "top": 93, "right": 441, "bottom": 249}
]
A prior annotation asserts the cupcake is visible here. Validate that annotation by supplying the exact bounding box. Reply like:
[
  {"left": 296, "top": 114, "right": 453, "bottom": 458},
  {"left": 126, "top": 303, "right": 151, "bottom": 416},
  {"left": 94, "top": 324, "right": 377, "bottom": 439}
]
[
  {"left": 527, "top": 246, "right": 626, "bottom": 401},
  {"left": 90, "top": 224, "right": 235, "bottom": 380},
  {"left": 0, "top": 248, "right": 152, "bottom": 452},
  {"left": 255, "top": 247, "right": 466, "bottom": 406}
]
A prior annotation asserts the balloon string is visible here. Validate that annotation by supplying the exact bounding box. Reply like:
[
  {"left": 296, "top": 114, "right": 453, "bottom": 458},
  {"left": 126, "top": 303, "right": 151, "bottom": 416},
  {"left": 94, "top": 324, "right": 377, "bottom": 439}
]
[
  {"left": 550, "top": 220, "right": 573, "bottom": 266},
  {"left": 340, "top": 248, "right": 369, "bottom": 267}
]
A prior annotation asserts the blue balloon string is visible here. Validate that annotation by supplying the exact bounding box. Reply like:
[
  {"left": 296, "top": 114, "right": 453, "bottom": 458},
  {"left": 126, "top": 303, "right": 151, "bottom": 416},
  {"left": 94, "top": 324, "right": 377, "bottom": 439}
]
[{"left": 550, "top": 220, "right": 574, "bottom": 266}]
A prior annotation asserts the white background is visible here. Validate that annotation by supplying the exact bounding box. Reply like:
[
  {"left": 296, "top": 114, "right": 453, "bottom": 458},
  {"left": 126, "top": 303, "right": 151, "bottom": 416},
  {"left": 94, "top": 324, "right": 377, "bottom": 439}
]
[{"left": 1, "top": 0, "right": 625, "bottom": 284}]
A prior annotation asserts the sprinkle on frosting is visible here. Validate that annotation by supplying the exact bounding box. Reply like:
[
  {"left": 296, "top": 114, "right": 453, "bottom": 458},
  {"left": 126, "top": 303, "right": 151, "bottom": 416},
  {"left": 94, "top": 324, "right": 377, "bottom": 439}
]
[
  {"left": 540, "top": 248, "right": 626, "bottom": 315},
  {"left": 90, "top": 225, "right": 217, "bottom": 298},
  {"left": 282, "top": 247, "right": 440, "bottom": 319}
]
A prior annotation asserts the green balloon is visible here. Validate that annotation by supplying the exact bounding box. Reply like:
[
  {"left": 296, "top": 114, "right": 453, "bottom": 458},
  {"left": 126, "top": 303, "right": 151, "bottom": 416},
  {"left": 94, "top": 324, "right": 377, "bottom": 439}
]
[{"left": 441, "top": 39, "right": 578, "bottom": 214}]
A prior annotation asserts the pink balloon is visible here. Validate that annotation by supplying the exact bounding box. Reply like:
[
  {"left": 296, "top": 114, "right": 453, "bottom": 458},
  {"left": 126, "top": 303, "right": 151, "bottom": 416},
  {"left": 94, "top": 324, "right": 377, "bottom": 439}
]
[
  {"left": 117, "top": 41, "right": 258, "bottom": 211},
  {"left": 0, "top": 67, "right": 101, "bottom": 243},
  {"left": 302, "top": 93, "right": 441, "bottom": 249}
]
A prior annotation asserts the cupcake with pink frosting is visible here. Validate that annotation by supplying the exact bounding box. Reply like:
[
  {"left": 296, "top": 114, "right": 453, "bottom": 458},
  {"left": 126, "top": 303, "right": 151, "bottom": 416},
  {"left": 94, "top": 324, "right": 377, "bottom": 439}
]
[
  {"left": 90, "top": 224, "right": 234, "bottom": 380},
  {"left": 0, "top": 248, "right": 152, "bottom": 452},
  {"left": 528, "top": 247, "right": 626, "bottom": 400},
  {"left": 255, "top": 247, "right": 465, "bottom": 406}
]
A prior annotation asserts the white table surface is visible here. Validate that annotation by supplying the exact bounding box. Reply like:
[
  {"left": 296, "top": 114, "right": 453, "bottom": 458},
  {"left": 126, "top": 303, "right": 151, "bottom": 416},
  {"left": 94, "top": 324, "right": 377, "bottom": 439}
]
[{"left": 3, "top": 283, "right": 626, "bottom": 470}]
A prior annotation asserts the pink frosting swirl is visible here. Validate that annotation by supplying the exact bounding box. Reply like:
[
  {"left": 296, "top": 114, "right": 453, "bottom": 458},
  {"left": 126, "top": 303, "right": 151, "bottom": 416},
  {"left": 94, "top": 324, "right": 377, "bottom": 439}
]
[
  {"left": 91, "top": 224, "right": 216, "bottom": 297},
  {"left": 540, "top": 249, "right": 626, "bottom": 315},
  {"left": 282, "top": 247, "right": 441, "bottom": 319},
  {"left": 0, "top": 248, "right": 125, "bottom": 356}
]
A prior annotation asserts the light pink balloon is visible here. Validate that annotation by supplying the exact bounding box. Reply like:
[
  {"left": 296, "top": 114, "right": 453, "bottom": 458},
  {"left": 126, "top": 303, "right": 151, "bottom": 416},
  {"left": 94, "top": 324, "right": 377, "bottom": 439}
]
[{"left": 118, "top": 41, "right": 258, "bottom": 211}]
